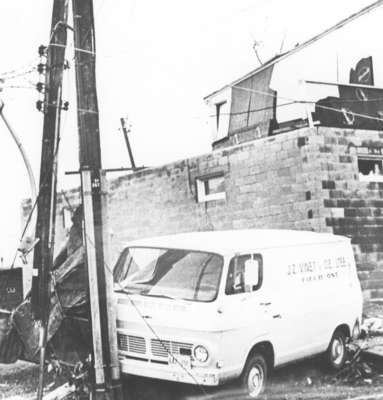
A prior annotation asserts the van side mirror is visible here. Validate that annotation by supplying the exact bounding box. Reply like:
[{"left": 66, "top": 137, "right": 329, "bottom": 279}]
[{"left": 244, "top": 258, "right": 260, "bottom": 292}]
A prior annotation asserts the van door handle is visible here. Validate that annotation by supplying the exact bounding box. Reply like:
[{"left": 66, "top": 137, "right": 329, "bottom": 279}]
[
  {"left": 273, "top": 314, "right": 282, "bottom": 319},
  {"left": 260, "top": 302, "right": 271, "bottom": 306}
]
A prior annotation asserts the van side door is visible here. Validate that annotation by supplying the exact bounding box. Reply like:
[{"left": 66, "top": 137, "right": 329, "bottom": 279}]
[{"left": 219, "top": 253, "right": 273, "bottom": 372}]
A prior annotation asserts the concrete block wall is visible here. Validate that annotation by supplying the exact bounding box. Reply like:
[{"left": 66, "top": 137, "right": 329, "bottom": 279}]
[
  {"left": 107, "top": 127, "right": 321, "bottom": 260},
  {"left": 21, "top": 126, "right": 383, "bottom": 298},
  {"left": 318, "top": 127, "right": 383, "bottom": 300},
  {"left": 22, "top": 127, "right": 322, "bottom": 265}
]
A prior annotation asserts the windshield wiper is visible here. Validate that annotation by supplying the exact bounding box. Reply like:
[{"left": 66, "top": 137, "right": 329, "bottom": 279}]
[{"left": 140, "top": 293, "right": 183, "bottom": 301}]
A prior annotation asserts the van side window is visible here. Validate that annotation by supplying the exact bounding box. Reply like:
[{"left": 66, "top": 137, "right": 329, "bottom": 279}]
[{"left": 225, "top": 254, "right": 263, "bottom": 295}]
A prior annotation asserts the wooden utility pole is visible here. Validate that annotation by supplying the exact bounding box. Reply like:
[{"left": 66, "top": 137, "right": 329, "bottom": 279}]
[
  {"left": 31, "top": 1, "right": 69, "bottom": 399},
  {"left": 72, "top": 1, "right": 122, "bottom": 399},
  {"left": 120, "top": 117, "right": 136, "bottom": 169}
]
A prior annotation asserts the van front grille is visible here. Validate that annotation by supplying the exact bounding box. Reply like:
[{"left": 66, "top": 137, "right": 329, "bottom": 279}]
[
  {"left": 118, "top": 334, "right": 146, "bottom": 354},
  {"left": 117, "top": 333, "right": 193, "bottom": 359},
  {"left": 150, "top": 339, "right": 193, "bottom": 358}
]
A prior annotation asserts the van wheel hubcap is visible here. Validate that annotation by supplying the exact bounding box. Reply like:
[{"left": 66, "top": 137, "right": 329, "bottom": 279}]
[
  {"left": 331, "top": 337, "right": 344, "bottom": 365},
  {"left": 248, "top": 365, "right": 264, "bottom": 397}
]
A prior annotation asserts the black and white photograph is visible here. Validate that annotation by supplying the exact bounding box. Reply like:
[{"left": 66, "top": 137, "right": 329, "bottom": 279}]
[{"left": 1, "top": 1, "right": 383, "bottom": 399}]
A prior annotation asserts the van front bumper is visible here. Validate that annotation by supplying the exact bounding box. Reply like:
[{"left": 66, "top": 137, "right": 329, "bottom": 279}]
[{"left": 119, "top": 356, "right": 220, "bottom": 386}]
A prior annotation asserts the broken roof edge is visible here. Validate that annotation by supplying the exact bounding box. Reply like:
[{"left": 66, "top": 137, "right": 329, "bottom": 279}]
[
  {"left": 203, "top": 0, "right": 383, "bottom": 102},
  {"left": 203, "top": 53, "right": 284, "bottom": 102}
]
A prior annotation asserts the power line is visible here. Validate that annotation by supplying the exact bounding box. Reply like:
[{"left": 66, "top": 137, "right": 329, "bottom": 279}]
[
  {"left": 208, "top": 93, "right": 383, "bottom": 120},
  {"left": 206, "top": 0, "right": 383, "bottom": 100},
  {"left": 232, "top": 85, "right": 383, "bottom": 123},
  {"left": 0, "top": 132, "right": 62, "bottom": 305},
  {"left": 83, "top": 232, "right": 208, "bottom": 396},
  {"left": 0, "top": 68, "right": 37, "bottom": 81},
  {"left": 0, "top": 59, "right": 38, "bottom": 78},
  {"left": 1, "top": 85, "right": 36, "bottom": 91},
  {"left": 308, "top": 101, "right": 383, "bottom": 123},
  {"left": 208, "top": 101, "right": 297, "bottom": 118}
]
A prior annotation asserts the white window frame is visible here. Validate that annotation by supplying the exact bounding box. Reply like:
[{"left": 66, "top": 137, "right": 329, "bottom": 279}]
[
  {"left": 196, "top": 174, "right": 226, "bottom": 203},
  {"left": 206, "top": 87, "right": 232, "bottom": 142}
]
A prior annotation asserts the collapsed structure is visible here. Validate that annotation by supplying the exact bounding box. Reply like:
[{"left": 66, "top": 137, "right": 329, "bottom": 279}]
[
  {"left": 27, "top": 56, "right": 381, "bottom": 302},
  {"left": 6, "top": 51, "right": 383, "bottom": 366}
]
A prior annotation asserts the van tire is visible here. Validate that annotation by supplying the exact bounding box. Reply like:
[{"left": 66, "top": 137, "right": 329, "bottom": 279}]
[
  {"left": 325, "top": 329, "right": 347, "bottom": 371},
  {"left": 240, "top": 353, "right": 267, "bottom": 398}
]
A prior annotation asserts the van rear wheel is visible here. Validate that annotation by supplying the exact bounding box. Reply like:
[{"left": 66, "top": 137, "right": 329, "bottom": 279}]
[
  {"left": 326, "top": 329, "right": 347, "bottom": 370},
  {"left": 240, "top": 353, "right": 267, "bottom": 398}
]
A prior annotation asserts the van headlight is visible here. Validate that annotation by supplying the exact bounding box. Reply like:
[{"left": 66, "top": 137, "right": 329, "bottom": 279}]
[{"left": 193, "top": 345, "right": 209, "bottom": 363}]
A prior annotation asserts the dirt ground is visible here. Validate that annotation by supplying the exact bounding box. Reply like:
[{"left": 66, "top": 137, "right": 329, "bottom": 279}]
[
  {"left": 121, "top": 356, "right": 383, "bottom": 400},
  {"left": 1, "top": 302, "right": 383, "bottom": 399},
  {"left": 1, "top": 356, "right": 383, "bottom": 400}
]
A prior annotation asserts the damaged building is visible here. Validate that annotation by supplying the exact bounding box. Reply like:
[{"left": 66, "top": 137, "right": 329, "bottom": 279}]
[{"left": 18, "top": 56, "right": 383, "bottom": 309}]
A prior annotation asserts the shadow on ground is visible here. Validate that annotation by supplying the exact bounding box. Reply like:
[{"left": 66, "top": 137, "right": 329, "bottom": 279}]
[
  {"left": 122, "top": 357, "right": 383, "bottom": 400},
  {"left": 1, "top": 356, "right": 383, "bottom": 399}
]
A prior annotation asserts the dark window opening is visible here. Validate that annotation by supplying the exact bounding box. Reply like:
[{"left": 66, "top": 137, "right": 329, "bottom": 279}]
[
  {"left": 203, "top": 176, "right": 225, "bottom": 195},
  {"left": 358, "top": 158, "right": 382, "bottom": 176},
  {"left": 215, "top": 101, "right": 226, "bottom": 130}
]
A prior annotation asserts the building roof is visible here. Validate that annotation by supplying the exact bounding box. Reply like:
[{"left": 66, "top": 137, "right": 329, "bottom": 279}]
[
  {"left": 124, "top": 229, "right": 349, "bottom": 254},
  {"left": 204, "top": 1, "right": 381, "bottom": 101},
  {"left": 203, "top": 54, "right": 283, "bottom": 101}
]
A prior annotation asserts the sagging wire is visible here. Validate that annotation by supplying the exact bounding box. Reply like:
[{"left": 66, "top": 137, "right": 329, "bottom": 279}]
[
  {"left": 208, "top": 101, "right": 297, "bottom": 118},
  {"left": 0, "top": 59, "right": 38, "bottom": 78},
  {"left": 232, "top": 85, "right": 383, "bottom": 123},
  {"left": 82, "top": 232, "right": 208, "bottom": 396},
  {"left": 0, "top": 132, "right": 62, "bottom": 305}
]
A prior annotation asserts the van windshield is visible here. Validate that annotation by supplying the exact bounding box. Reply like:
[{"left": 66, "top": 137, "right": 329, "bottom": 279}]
[{"left": 113, "top": 247, "right": 223, "bottom": 302}]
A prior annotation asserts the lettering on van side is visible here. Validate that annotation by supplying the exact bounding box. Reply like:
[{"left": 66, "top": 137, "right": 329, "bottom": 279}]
[{"left": 287, "top": 257, "right": 350, "bottom": 283}]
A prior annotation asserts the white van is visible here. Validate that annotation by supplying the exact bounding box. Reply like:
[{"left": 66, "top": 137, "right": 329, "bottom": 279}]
[{"left": 113, "top": 229, "right": 363, "bottom": 398}]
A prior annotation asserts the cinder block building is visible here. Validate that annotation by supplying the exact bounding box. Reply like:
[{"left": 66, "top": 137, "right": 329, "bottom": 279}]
[
  {"left": 22, "top": 56, "right": 383, "bottom": 300},
  {"left": 21, "top": 125, "right": 383, "bottom": 300}
]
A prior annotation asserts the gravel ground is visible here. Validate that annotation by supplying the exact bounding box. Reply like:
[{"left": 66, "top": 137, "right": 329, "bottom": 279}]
[
  {"left": 1, "top": 354, "right": 383, "bottom": 400},
  {"left": 121, "top": 356, "right": 383, "bottom": 400},
  {"left": 0, "top": 361, "right": 39, "bottom": 399},
  {"left": 0, "top": 361, "right": 68, "bottom": 400},
  {"left": 1, "top": 302, "right": 382, "bottom": 400}
]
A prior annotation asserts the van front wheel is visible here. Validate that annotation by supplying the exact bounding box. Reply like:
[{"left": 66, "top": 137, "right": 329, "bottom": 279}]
[
  {"left": 240, "top": 353, "right": 267, "bottom": 398},
  {"left": 326, "top": 329, "right": 347, "bottom": 370}
]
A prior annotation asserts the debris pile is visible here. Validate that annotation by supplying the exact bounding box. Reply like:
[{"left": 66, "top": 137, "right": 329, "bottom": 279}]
[
  {"left": 0, "top": 206, "right": 91, "bottom": 366},
  {"left": 330, "top": 316, "right": 383, "bottom": 386},
  {"left": 334, "top": 342, "right": 375, "bottom": 385},
  {"left": 362, "top": 317, "right": 383, "bottom": 337}
]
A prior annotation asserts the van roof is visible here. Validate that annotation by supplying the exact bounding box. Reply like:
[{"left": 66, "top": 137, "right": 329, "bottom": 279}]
[{"left": 124, "top": 229, "right": 349, "bottom": 254}]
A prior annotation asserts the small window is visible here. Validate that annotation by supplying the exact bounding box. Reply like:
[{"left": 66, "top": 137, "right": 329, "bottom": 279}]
[
  {"left": 358, "top": 157, "right": 383, "bottom": 182},
  {"left": 225, "top": 254, "right": 263, "bottom": 295},
  {"left": 196, "top": 174, "right": 226, "bottom": 202},
  {"left": 215, "top": 101, "right": 229, "bottom": 140}
]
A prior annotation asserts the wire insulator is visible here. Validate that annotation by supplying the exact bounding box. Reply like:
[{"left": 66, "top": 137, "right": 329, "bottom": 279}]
[
  {"left": 62, "top": 101, "right": 69, "bottom": 111},
  {"left": 37, "top": 63, "right": 46, "bottom": 74},
  {"left": 36, "top": 82, "right": 44, "bottom": 93},
  {"left": 38, "top": 45, "right": 47, "bottom": 57},
  {"left": 36, "top": 100, "right": 44, "bottom": 112}
]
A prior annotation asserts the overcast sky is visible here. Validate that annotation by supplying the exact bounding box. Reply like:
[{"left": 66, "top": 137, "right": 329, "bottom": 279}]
[{"left": 0, "top": 0, "right": 381, "bottom": 264}]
